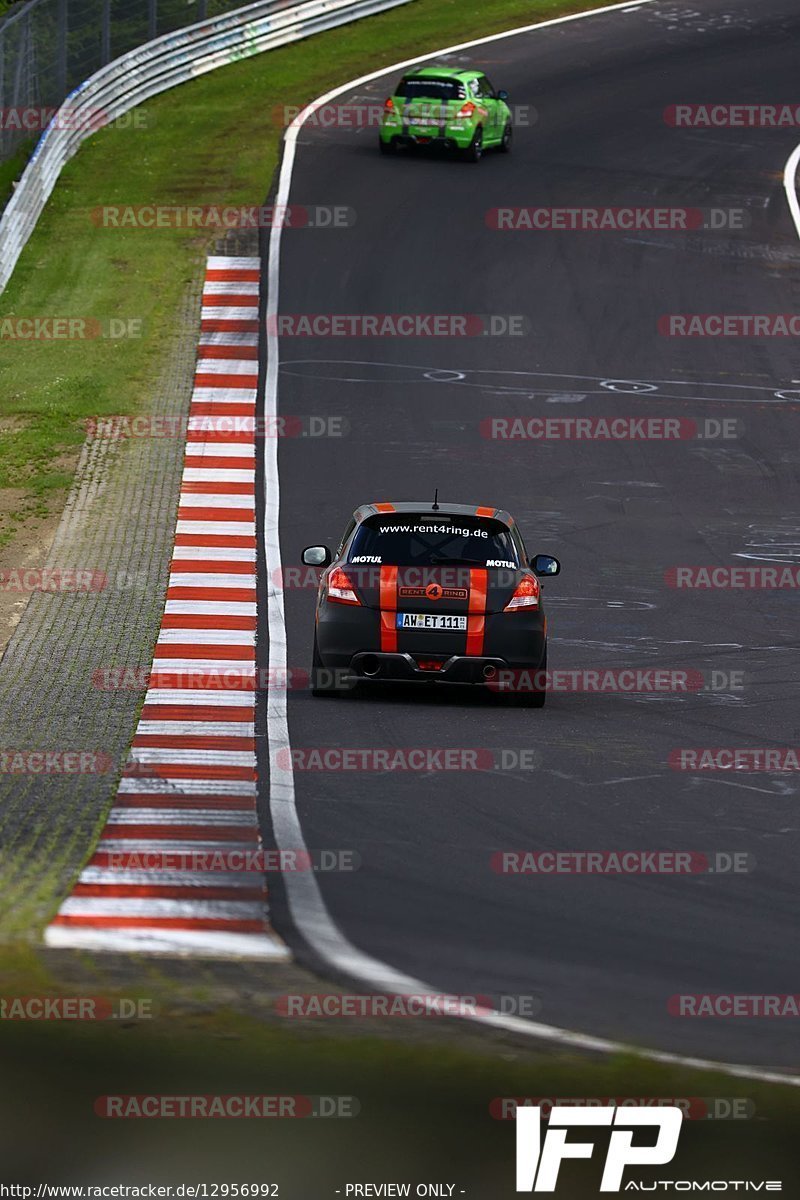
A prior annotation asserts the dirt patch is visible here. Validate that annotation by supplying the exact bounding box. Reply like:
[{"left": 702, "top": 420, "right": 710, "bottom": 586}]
[{"left": 0, "top": 498, "right": 66, "bottom": 654}]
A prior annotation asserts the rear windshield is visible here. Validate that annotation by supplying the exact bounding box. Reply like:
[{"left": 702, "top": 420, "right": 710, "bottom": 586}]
[
  {"left": 395, "top": 76, "right": 466, "bottom": 101},
  {"left": 348, "top": 516, "right": 519, "bottom": 568}
]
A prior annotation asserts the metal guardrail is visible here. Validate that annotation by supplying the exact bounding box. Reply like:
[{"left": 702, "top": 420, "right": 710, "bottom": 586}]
[
  {"left": 0, "top": 0, "right": 250, "bottom": 163},
  {"left": 0, "top": 0, "right": 412, "bottom": 293}
]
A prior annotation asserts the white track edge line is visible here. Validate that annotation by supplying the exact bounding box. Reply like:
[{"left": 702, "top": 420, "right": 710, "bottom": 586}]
[{"left": 782, "top": 141, "right": 800, "bottom": 240}]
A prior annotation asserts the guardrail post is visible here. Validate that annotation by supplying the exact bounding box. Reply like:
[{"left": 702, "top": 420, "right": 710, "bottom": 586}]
[
  {"left": 0, "top": 30, "right": 5, "bottom": 162},
  {"left": 57, "top": 0, "right": 68, "bottom": 97},
  {"left": 11, "top": 15, "right": 27, "bottom": 112},
  {"left": 148, "top": 0, "right": 157, "bottom": 41},
  {"left": 101, "top": 0, "right": 111, "bottom": 65}
]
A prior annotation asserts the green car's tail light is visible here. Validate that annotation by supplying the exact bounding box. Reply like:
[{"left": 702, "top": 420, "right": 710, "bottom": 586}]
[{"left": 455, "top": 101, "right": 476, "bottom": 119}]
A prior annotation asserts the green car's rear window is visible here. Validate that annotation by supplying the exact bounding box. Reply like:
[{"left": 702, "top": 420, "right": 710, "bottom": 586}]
[{"left": 395, "top": 77, "right": 467, "bottom": 101}]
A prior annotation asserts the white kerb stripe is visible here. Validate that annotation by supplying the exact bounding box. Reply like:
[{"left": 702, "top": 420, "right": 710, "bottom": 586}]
[
  {"left": 177, "top": 493, "right": 256, "bottom": 508},
  {"left": 191, "top": 358, "right": 257, "bottom": 376},
  {"left": 190, "top": 388, "right": 257, "bottom": 404},
  {"left": 136, "top": 720, "right": 254, "bottom": 736},
  {"left": 182, "top": 468, "right": 255, "bottom": 483},
  {"left": 78, "top": 868, "right": 265, "bottom": 887},
  {"left": 156, "top": 629, "right": 256, "bottom": 646},
  {"left": 117, "top": 778, "right": 256, "bottom": 796},
  {"left": 58, "top": 897, "right": 265, "bottom": 919},
  {"left": 170, "top": 546, "right": 256, "bottom": 562},
  {"left": 106, "top": 809, "right": 258, "bottom": 825},
  {"left": 203, "top": 281, "right": 259, "bottom": 295},
  {"left": 44, "top": 926, "right": 289, "bottom": 959},
  {"left": 143, "top": 688, "right": 256, "bottom": 706}
]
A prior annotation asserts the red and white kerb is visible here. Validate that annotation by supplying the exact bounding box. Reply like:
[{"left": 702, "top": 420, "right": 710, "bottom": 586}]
[{"left": 45, "top": 257, "right": 288, "bottom": 960}]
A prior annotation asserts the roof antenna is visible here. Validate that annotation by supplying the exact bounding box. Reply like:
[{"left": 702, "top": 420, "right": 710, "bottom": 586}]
[{"left": 432, "top": 488, "right": 440, "bottom": 512}]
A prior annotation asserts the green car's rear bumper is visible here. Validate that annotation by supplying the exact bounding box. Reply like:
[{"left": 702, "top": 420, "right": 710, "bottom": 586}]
[{"left": 378, "top": 118, "right": 476, "bottom": 150}]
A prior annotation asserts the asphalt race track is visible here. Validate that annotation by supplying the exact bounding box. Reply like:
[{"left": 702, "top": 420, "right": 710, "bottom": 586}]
[{"left": 258, "top": 0, "right": 800, "bottom": 1070}]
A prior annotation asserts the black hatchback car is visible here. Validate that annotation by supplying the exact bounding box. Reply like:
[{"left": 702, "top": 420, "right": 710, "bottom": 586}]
[{"left": 302, "top": 501, "right": 560, "bottom": 706}]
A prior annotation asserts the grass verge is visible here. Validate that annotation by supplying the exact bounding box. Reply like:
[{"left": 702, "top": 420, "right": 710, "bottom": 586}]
[
  {"left": 0, "top": 948, "right": 798, "bottom": 1188},
  {"left": 0, "top": 0, "right": 612, "bottom": 553}
]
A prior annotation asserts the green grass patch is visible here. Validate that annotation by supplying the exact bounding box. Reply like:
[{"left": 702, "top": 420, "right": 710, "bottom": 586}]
[{"left": 0, "top": 0, "right": 611, "bottom": 551}]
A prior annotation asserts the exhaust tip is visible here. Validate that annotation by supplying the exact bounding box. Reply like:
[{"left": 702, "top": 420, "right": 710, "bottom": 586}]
[
  {"left": 361, "top": 655, "right": 381, "bottom": 677},
  {"left": 482, "top": 664, "right": 497, "bottom": 680}
]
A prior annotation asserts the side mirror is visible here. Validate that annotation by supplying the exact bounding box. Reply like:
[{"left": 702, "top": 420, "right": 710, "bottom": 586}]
[
  {"left": 532, "top": 554, "right": 560, "bottom": 576},
  {"left": 496, "top": 89, "right": 509, "bottom": 102},
  {"left": 302, "top": 545, "right": 331, "bottom": 567}
]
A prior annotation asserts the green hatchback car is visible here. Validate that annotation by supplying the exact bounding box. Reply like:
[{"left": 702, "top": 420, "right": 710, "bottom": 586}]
[{"left": 378, "top": 66, "right": 513, "bottom": 162}]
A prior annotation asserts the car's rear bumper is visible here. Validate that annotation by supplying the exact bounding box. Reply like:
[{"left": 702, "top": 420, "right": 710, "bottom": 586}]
[
  {"left": 315, "top": 602, "right": 547, "bottom": 686},
  {"left": 379, "top": 127, "right": 473, "bottom": 150},
  {"left": 348, "top": 651, "right": 539, "bottom": 686}
]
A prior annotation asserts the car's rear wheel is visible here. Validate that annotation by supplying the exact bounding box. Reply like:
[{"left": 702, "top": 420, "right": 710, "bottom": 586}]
[
  {"left": 517, "top": 647, "right": 547, "bottom": 708},
  {"left": 463, "top": 126, "right": 483, "bottom": 163},
  {"left": 311, "top": 635, "right": 342, "bottom": 697},
  {"left": 500, "top": 121, "right": 513, "bottom": 152},
  {"left": 379, "top": 136, "right": 396, "bottom": 156}
]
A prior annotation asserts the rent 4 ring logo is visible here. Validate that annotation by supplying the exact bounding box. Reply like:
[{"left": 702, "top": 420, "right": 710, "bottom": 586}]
[{"left": 514, "top": 1106, "right": 782, "bottom": 1192}]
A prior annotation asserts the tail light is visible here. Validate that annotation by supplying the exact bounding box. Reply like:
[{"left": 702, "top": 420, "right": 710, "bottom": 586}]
[
  {"left": 327, "top": 567, "right": 360, "bottom": 606},
  {"left": 455, "top": 101, "right": 476, "bottom": 119},
  {"left": 503, "top": 574, "right": 539, "bottom": 612},
  {"left": 384, "top": 97, "right": 394, "bottom": 112}
]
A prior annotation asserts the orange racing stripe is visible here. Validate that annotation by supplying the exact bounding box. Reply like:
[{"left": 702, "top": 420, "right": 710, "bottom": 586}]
[
  {"left": 466, "top": 568, "right": 488, "bottom": 656},
  {"left": 379, "top": 565, "right": 398, "bottom": 653}
]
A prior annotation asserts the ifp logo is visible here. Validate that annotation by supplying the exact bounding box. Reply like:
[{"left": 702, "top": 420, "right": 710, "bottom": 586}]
[{"left": 515, "top": 1105, "right": 683, "bottom": 1192}]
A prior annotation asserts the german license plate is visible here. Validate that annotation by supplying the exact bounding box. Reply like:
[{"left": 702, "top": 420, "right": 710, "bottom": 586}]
[{"left": 396, "top": 613, "right": 467, "bottom": 631}]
